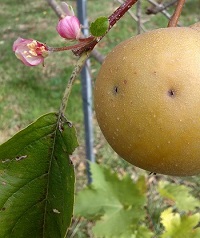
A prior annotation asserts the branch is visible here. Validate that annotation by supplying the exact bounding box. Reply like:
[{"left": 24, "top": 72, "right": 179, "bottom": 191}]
[
  {"left": 147, "top": 0, "right": 175, "bottom": 22},
  {"left": 146, "top": 0, "right": 177, "bottom": 15},
  {"left": 90, "top": 49, "right": 105, "bottom": 64},
  {"left": 116, "top": 0, "right": 147, "bottom": 32},
  {"left": 73, "top": 0, "right": 138, "bottom": 56},
  {"left": 168, "top": 0, "right": 185, "bottom": 27},
  {"left": 136, "top": 0, "right": 142, "bottom": 34},
  {"left": 108, "top": 0, "right": 138, "bottom": 29},
  {"left": 45, "top": 0, "right": 64, "bottom": 18}
]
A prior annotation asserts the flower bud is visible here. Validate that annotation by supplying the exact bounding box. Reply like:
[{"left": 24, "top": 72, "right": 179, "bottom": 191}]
[
  {"left": 13, "top": 37, "right": 49, "bottom": 66},
  {"left": 56, "top": 16, "right": 81, "bottom": 40}
]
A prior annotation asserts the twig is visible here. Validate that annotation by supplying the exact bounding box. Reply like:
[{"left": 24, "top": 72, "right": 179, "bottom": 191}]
[
  {"left": 146, "top": 0, "right": 177, "bottom": 15},
  {"left": 116, "top": 0, "right": 147, "bottom": 32},
  {"left": 45, "top": 0, "right": 64, "bottom": 18},
  {"left": 108, "top": 0, "right": 138, "bottom": 29},
  {"left": 168, "top": 0, "right": 185, "bottom": 27},
  {"left": 90, "top": 49, "right": 105, "bottom": 64},
  {"left": 67, "top": 218, "right": 82, "bottom": 238},
  {"left": 147, "top": 0, "right": 175, "bottom": 22},
  {"left": 136, "top": 0, "right": 142, "bottom": 34}
]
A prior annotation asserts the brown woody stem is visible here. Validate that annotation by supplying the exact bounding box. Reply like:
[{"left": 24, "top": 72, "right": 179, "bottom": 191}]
[
  {"left": 108, "top": 0, "right": 138, "bottom": 29},
  {"left": 73, "top": 0, "right": 138, "bottom": 56},
  {"left": 168, "top": 0, "right": 185, "bottom": 27}
]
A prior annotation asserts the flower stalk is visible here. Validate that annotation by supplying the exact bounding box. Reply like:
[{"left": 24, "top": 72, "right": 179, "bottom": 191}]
[{"left": 59, "top": 51, "right": 90, "bottom": 117}]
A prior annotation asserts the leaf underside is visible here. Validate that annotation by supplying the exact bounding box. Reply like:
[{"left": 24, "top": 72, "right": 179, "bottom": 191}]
[{"left": 0, "top": 113, "right": 78, "bottom": 238}]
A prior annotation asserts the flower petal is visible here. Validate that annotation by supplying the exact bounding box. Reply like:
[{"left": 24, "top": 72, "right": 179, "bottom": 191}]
[
  {"left": 13, "top": 38, "right": 48, "bottom": 66},
  {"left": 57, "top": 16, "right": 81, "bottom": 40}
]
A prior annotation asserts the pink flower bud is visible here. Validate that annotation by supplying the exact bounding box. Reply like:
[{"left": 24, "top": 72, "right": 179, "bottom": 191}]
[
  {"left": 56, "top": 16, "right": 81, "bottom": 40},
  {"left": 13, "top": 37, "right": 49, "bottom": 66}
]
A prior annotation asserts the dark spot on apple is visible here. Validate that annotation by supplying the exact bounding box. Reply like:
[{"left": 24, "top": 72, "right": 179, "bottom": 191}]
[
  {"left": 113, "top": 86, "right": 118, "bottom": 94},
  {"left": 168, "top": 89, "right": 175, "bottom": 97}
]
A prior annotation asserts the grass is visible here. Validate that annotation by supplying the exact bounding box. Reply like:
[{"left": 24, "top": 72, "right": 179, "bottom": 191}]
[{"left": 1, "top": 0, "right": 200, "bottom": 237}]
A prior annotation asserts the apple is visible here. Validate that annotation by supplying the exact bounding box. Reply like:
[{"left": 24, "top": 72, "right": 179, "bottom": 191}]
[{"left": 94, "top": 27, "right": 200, "bottom": 176}]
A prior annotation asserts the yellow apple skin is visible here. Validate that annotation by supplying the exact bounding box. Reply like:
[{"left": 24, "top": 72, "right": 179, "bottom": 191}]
[{"left": 94, "top": 27, "right": 200, "bottom": 176}]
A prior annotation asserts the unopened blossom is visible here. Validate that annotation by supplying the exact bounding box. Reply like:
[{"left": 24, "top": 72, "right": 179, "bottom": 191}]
[
  {"left": 13, "top": 37, "right": 49, "bottom": 66},
  {"left": 57, "top": 16, "right": 81, "bottom": 40},
  {"left": 56, "top": 2, "right": 81, "bottom": 40}
]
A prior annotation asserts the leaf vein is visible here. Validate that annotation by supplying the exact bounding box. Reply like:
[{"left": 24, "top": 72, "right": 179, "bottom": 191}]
[
  {"left": 42, "top": 116, "right": 61, "bottom": 237},
  {"left": 9, "top": 197, "right": 46, "bottom": 236},
  {"left": 0, "top": 173, "right": 48, "bottom": 210}
]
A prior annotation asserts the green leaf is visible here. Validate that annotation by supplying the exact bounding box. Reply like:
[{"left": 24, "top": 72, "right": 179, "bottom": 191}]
[
  {"left": 134, "top": 226, "right": 154, "bottom": 238},
  {"left": 90, "top": 16, "right": 109, "bottom": 37},
  {"left": 161, "top": 208, "right": 200, "bottom": 238},
  {"left": 75, "top": 163, "right": 147, "bottom": 238},
  {"left": 0, "top": 113, "right": 78, "bottom": 238},
  {"left": 158, "top": 181, "right": 200, "bottom": 211}
]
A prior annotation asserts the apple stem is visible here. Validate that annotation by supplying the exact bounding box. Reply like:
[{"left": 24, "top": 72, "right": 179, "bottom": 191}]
[{"left": 168, "top": 0, "right": 186, "bottom": 27}]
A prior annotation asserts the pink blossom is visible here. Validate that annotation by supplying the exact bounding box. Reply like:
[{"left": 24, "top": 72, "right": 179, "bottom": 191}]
[
  {"left": 57, "top": 16, "right": 81, "bottom": 40},
  {"left": 57, "top": 2, "right": 81, "bottom": 40},
  {"left": 13, "top": 37, "right": 49, "bottom": 66}
]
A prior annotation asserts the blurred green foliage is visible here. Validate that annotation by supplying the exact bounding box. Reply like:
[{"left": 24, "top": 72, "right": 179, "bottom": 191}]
[{"left": 75, "top": 164, "right": 200, "bottom": 238}]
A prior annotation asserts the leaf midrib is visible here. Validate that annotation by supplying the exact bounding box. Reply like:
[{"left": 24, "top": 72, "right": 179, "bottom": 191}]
[{"left": 42, "top": 115, "right": 60, "bottom": 238}]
